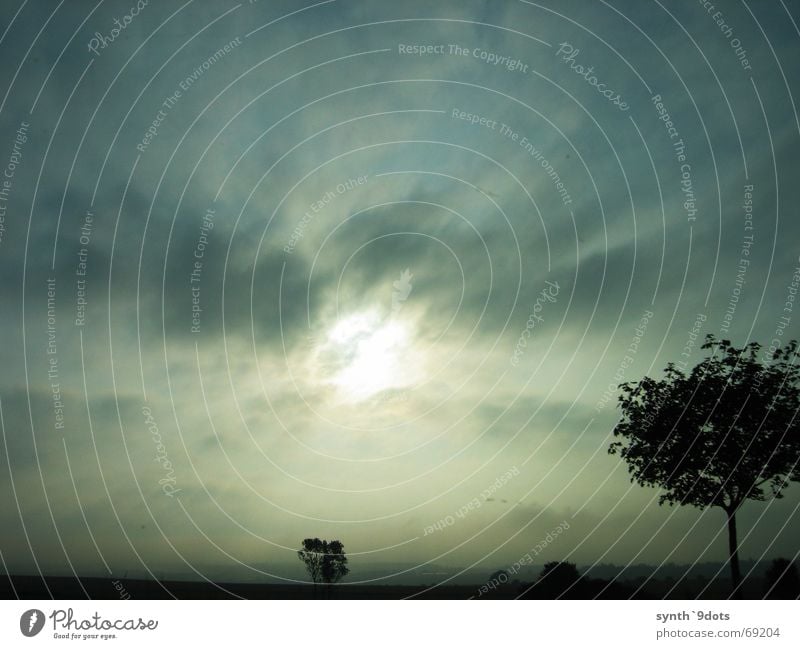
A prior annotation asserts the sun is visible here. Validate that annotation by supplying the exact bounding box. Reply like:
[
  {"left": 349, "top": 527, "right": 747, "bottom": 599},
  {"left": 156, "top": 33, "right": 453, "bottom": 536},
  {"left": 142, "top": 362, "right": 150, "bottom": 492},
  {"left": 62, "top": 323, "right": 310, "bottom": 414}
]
[{"left": 315, "top": 309, "right": 420, "bottom": 402}]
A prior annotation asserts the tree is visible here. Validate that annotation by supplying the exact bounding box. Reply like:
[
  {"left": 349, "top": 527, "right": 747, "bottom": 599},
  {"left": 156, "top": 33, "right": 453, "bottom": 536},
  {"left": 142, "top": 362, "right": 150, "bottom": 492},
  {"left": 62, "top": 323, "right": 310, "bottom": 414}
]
[
  {"left": 518, "top": 561, "right": 584, "bottom": 599},
  {"left": 297, "top": 538, "right": 349, "bottom": 596},
  {"left": 609, "top": 335, "right": 800, "bottom": 597},
  {"left": 320, "top": 539, "right": 349, "bottom": 590},
  {"left": 538, "top": 561, "right": 582, "bottom": 597},
  {"left": 297, "top": 538, "right": 325, "bottom": 592}
]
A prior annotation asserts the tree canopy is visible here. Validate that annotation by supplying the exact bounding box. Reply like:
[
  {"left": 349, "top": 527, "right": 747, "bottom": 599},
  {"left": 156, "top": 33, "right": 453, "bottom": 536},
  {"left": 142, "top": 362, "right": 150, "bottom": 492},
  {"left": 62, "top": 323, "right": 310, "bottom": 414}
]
[
  {"left": 610, "top": 336, "right": 800, "bottom": 511},
  {"left": 609, "top": 335, "right": 800, "bottom": 594},
  {"left": 297, "top": 538, "right": 349, "bottom": 593}
]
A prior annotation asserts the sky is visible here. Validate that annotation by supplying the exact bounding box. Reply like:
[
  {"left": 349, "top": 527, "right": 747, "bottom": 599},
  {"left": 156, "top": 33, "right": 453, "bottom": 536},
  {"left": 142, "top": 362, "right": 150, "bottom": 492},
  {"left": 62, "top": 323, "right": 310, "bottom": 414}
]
[{"left": 0, "top": 0, "right": 799, "bottom": 586}]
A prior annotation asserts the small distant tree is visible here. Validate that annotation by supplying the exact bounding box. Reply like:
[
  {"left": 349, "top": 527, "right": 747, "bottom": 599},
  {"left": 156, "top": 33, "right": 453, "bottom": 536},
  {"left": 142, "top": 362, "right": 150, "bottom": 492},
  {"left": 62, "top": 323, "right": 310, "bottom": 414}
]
[
  {"left": 533, "top": 561, "right": 583, "bottom": 599},
  {"left": 539, "top": 561, "right": 581, "bottom": 587},
  {"left": 298, "top": 538, "right": 325, "bottom": 593},
  {"left": 610, "top": 336, "right": 800, "bottom": 597},
  {"left": 297, "top": 538, "right": 349, "bottom": 597},
  {"left": 320, "top": 540, "right": 349, "bottom": 591}
]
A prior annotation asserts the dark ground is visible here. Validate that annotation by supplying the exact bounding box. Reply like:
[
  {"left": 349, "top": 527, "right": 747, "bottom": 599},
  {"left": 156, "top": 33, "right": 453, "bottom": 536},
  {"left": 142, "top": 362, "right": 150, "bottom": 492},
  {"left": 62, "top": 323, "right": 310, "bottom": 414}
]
[{"left": 0, "top": 574, "right": 781, "bottom": 599}]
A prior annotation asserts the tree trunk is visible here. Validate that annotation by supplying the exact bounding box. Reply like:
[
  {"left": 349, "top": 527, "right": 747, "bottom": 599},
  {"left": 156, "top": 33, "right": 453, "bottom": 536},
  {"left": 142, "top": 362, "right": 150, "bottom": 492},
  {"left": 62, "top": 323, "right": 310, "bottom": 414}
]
[{"left": 725, "top": 505, "right": 742, "bottom": 598}]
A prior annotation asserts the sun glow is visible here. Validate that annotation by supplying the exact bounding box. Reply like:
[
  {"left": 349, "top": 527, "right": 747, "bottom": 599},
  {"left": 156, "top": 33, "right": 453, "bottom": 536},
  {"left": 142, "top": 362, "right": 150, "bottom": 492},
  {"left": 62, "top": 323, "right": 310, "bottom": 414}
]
[{"left": 317, "top": 310, "right": 420, "bottom": 402}]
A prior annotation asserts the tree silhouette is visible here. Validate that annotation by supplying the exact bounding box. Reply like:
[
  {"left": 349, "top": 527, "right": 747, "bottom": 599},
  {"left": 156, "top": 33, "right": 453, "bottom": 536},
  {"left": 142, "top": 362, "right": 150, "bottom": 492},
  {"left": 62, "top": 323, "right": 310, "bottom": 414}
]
[
  {"left": 610, "top": 335, "right": 800, "bottom": 597},
  {"left": 320, "top": 540, "right": 349, "bottom": 590},
  {"left": 540, "top": 560, "right": 581, "bottom": 582},
  {"left": 517, "top": 561, "right": 588, "bottom": 599},
  {"left": 297, "top": 538, "right": 349, "bottom": 597},
  {"left": 538, "top": 561, "right": 582, "bottom": 598},
  {"left": 297, "top": 538, "right": 325, "bottom": 593}
]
